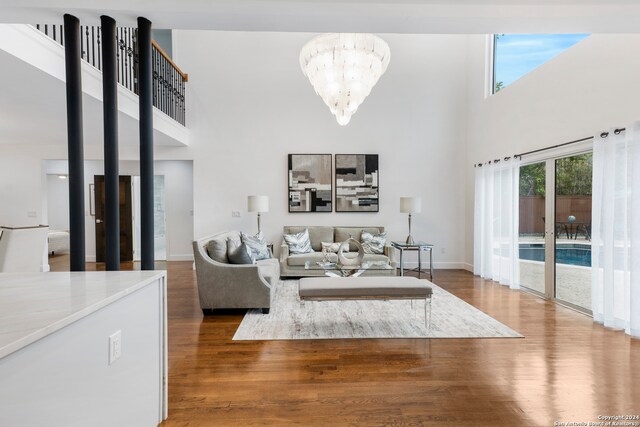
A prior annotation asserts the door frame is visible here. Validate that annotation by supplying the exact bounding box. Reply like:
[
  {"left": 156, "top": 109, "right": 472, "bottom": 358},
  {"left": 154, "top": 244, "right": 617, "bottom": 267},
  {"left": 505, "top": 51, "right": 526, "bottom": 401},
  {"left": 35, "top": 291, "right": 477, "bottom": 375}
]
[
  {"left": 543, "top": 158, "right": 556, "bottom": 300},
  {"left": 519, "top": 141, "right": 593, "bottom": 314},
  {"left": 94, "top": 175, "right": 134, "bottom": 263}
]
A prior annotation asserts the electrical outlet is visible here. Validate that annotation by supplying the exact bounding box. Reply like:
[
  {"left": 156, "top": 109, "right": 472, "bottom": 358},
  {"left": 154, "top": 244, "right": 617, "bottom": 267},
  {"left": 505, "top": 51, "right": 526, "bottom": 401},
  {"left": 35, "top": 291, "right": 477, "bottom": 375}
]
[
  {"left": 27, "top": 211, "right": 37, "bottom": 218},
  {"left": 441, "top": 247, "right": 446, "bottom": 254},
  {"left": 232, "top": 211, "right": 241, "bottom": 218},
  {"left": 109, "top": 330, "right": 122, "bottom": 365}
]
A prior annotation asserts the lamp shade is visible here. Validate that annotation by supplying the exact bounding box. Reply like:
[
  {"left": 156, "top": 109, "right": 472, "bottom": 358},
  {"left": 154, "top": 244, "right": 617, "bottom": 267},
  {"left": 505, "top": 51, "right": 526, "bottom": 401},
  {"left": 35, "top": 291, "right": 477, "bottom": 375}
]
[
  {"left": 248, "top": 195, "right": 269, "bottom": 213},
  {"left": 400, "top": 197, "right": 421, "bottom": 214}
]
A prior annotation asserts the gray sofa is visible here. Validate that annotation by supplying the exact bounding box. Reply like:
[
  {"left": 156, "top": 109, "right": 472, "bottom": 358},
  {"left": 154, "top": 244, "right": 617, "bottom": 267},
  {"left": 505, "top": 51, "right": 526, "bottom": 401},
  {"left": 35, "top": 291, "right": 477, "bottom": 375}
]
[
  {"left": 279, "top": 226, "right": 397, "bottom": 278},
  {"left": 193, "top": 231, "right": 279, "bottom": 314}
]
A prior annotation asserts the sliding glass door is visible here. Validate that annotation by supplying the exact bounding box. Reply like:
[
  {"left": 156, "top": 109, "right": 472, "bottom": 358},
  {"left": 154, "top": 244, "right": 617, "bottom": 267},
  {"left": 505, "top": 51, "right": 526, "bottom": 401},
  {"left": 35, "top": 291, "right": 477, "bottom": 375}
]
[
  {"left": 518, "top": 152, "right": 593, "bottom": 313},
  {"left": 554, "top": 153, "right": 592, "bottom": 311}
]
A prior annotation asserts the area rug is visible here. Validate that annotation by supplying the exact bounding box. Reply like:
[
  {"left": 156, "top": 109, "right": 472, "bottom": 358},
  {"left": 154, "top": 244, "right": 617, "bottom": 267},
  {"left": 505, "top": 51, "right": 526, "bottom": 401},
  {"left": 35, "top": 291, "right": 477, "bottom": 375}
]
[{"left": 233, "top": 280, "right": 523, "bottom": 340}]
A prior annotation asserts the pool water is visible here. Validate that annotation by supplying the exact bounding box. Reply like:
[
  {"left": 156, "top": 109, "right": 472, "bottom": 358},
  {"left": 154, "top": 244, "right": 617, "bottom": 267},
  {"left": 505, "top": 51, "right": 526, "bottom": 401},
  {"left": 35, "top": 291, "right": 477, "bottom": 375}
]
[{"left": 519, "top": 243, "right": 591, "bottom": 267}]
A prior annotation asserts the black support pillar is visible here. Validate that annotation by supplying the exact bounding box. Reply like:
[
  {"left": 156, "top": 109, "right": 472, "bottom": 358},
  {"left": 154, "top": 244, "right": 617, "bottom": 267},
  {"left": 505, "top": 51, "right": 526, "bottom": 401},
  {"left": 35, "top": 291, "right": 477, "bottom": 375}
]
[
  {"left": 138, "top": 17, "right": 154, "bottom": 270},
  {"left": 63, "top": 14, "right": 85, "bottom": 272},
  {"left": 101, "top": 16, "right": 120, "bottom": 271}
]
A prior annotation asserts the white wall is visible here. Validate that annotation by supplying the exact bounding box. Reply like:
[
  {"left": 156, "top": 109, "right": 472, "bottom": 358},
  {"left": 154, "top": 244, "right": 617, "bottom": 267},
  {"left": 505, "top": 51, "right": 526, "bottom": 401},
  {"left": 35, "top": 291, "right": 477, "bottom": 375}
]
[
  {"left": 7, "top": 30, "right": 640, "bottom": 271},
  {"left": 0, "top": 29, "right": 474, "bottom": 269},
  {"left": 174, "top": 31, "right": 470, "bottom": 268},
  {"left": 155, "top": 161, "right": 194, "bottom": 260},
  {"left": 0, "top": 148, "right": 45, "bottom": 228},
  {"left": 46, "top": 174, "right": 70, "bottom": 231},
  {"left": 464, "top": 34, "right": 640, "bottom": 267}
]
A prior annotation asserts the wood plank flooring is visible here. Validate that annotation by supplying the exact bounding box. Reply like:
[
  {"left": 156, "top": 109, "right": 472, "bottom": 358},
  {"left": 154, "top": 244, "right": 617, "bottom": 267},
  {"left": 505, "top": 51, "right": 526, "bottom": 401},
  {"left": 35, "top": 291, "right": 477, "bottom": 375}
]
[{"left": 49, "top": 255, "right": 640, "bottom": 426}]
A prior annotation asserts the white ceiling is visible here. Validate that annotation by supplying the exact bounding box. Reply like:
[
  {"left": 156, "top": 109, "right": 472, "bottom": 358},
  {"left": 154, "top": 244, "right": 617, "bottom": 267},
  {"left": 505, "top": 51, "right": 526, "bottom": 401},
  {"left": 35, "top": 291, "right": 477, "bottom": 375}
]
[
  {"left": 2, "top": 0, "right": 639, "bottom": 147},
  {"left": 1, "top": 0, "right": 640, "bottom": 33}
]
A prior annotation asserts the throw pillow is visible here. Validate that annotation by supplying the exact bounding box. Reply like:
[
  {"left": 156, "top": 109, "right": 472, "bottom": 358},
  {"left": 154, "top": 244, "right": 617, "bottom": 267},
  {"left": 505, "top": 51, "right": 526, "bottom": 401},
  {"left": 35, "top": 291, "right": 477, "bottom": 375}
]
[
  {"left": 361, "top": 231, "right": 387, "bottom": 255},
  {"left": 241, "top": 232, "right": 270, "bottom": 261},
  {"left": 206, "top": 238, "right": 229, "bottom": 263},
  {"left": 226, "top": 238, "right": 255, "bottom": 264},
  {"left": 321, "top": 241, "right": 346, "bottom": 253},
  {"left": 283, "top": 229, "right": 314, "bottom": 254}
]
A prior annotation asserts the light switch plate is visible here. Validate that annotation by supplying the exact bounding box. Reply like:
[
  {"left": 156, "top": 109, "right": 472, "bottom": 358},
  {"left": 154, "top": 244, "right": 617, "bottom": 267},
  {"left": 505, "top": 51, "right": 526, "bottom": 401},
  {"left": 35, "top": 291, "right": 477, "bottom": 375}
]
[{"left": 109, "top": 330, "right": 122, "bottom": 365}]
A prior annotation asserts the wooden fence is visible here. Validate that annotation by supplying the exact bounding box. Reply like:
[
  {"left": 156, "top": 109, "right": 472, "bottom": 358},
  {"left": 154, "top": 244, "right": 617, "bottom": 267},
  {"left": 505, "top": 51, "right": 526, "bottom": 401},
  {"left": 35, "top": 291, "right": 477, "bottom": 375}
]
[{"left": 519, "top": 195, "right": 592, "bottom": 235}]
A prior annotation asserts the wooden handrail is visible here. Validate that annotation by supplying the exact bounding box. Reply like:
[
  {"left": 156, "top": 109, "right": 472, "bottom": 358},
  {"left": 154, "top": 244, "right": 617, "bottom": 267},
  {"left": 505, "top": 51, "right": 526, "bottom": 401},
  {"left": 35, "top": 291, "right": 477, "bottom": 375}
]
[
  {"left": 1, "top": 225, "right": 49, "bottom": 230},
  {"left": 152, "top": 39, "right": 189, "bottom": 82}
]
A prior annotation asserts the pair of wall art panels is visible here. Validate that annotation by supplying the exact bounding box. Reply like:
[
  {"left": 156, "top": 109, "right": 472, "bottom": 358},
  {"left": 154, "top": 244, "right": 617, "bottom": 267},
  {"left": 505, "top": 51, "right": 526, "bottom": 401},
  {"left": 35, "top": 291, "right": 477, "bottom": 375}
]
[{"left": 288, "top": 154, "right": 379, "bottom": 213}]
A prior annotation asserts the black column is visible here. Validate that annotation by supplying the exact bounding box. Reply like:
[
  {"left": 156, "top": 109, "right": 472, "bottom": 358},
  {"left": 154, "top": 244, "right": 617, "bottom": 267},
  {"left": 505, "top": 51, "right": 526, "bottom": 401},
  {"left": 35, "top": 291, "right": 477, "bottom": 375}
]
[
  {"left": 138, "top": 17, "right": 154, "bottom": 270},
  {"left": 101, "top": 16, "right": 120, "bottom": 271},
  {"left": 63, "top": 14, "right": 85, "bottom": 272}
]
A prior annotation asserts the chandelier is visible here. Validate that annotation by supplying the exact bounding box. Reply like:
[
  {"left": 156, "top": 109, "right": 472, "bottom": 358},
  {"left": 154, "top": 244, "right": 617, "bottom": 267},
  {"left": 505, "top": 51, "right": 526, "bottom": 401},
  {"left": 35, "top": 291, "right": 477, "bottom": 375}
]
[{"left": 299, "top": 33, "right": 391, "bottom": 126}]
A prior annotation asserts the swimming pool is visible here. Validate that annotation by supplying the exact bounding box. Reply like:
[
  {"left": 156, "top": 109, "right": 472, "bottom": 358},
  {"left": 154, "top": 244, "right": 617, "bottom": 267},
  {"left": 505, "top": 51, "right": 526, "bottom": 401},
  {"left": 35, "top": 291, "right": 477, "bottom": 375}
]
[{"left": 519, "top": 243, "right": 591, "bottom": 267}]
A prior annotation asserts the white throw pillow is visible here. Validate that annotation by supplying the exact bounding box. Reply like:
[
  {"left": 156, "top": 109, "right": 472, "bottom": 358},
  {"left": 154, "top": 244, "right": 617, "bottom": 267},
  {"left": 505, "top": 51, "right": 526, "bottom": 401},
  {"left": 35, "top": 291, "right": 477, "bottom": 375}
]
[
  {"left": 361, "top": 231, "right": 387, "bottom": 255},
  {"left": 321, "top": 241, "right": 346, "bottom": 253}
]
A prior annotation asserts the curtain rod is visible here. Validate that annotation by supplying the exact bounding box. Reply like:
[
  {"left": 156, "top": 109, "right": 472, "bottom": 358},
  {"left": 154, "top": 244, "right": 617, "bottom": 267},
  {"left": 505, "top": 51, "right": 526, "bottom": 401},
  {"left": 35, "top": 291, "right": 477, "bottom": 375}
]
[
  {"left": 513, "top": 136, "right": 593, "bottom": 159},
  {"left": 474, "top": 156, "right": 512, "bottom": 168},
  {"left": 515, "top": 127, "right": 626, "bottom": 158},
  {"left": 474, "top": 127, "right": 626, "bottom": 168}
]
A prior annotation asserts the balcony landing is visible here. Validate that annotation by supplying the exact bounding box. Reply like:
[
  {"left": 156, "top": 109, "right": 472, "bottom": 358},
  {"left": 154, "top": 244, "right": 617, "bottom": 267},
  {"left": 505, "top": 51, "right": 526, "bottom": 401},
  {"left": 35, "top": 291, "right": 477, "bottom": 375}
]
[{"left": 0, "top": 24, "right": 188, "bottom": 148}]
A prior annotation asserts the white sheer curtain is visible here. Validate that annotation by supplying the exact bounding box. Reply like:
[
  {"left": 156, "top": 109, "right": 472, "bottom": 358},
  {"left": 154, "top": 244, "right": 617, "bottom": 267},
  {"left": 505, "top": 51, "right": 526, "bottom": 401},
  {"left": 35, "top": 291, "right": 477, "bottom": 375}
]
[
  {"left": 592, "top": 122, "right": 640, "bottom": 337},
  {"left": 474, "top": 157, "right": 521, "bottom": 289}
]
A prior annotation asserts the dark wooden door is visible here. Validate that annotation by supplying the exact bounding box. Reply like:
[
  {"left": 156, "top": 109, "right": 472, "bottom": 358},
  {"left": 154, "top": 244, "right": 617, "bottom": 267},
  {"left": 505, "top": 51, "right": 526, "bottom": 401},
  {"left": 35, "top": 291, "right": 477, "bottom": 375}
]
[{"left": 94, "top": 175, "right": 134, "bottom": 263}]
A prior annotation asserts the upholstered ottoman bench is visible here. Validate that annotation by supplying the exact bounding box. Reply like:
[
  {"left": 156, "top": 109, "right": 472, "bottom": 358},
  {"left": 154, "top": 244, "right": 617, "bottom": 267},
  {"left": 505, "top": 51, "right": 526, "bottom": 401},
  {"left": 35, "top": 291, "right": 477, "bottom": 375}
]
[{"left": 298, "top": 276, "right": 433, "bottom": 328}]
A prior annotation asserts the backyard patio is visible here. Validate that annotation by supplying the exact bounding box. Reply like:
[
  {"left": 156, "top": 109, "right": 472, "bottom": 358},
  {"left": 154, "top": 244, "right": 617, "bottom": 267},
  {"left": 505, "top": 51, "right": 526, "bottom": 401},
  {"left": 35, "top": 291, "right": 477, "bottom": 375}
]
[{"left": 519, "top": 236, "right": 592, "bottom": 310}]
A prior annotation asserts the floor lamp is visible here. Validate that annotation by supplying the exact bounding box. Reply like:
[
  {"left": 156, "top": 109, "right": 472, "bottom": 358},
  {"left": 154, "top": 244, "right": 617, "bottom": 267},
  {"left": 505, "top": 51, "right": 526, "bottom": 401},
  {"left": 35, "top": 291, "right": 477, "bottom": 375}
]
[
  {"left": 400, "top": 197, "right": 421, "bottom": 244},
  {"left": 248, "top": 196, "right": 269, "bottom": 235}
]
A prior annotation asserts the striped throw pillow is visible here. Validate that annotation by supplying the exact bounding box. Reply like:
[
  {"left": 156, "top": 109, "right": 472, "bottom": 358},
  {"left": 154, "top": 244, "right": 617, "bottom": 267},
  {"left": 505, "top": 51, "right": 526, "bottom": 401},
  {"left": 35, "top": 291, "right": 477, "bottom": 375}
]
[
  {"left": 242, "top": 232, "right": 271, "bottom": 261},
  {"left": 283, "top": 229, "right": 314, "bottom": 254}
]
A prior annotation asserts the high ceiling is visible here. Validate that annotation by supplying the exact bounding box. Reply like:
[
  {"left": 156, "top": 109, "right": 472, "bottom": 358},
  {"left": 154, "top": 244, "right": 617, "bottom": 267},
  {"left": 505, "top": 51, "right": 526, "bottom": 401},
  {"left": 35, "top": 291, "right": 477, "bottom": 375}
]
[{"left": 1, "top": 0, "right": 640, "bottom": 33}]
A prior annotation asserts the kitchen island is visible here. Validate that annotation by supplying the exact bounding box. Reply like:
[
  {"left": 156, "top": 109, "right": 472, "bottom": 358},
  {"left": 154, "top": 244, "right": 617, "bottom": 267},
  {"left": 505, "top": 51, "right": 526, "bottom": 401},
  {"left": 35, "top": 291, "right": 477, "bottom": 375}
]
[{"left": 0, "top": 271, "right": 167, "bottom": 426}]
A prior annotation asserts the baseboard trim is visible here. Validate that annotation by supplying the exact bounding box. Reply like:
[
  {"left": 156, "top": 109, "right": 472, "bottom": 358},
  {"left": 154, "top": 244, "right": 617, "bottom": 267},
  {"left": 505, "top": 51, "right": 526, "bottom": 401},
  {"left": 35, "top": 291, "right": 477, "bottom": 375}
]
[
  {"left": 85, "top": 255, "right": 193, "bottom": 263},
  {"left": 166, "top": 254, "right": 194, "bottom": 262},
  {"left": 400, "top": 261, "right": 469, "bottom": 270},
  {"left": 463, "top": 263, "right": 474, "bottom": 272}
]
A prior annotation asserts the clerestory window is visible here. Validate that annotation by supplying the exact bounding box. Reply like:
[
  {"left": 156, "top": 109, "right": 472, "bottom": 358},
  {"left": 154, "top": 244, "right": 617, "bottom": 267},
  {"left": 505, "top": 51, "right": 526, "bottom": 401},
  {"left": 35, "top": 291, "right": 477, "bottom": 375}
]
[{"left": 493, "top": 34, "right": 589, "bottom": 94}]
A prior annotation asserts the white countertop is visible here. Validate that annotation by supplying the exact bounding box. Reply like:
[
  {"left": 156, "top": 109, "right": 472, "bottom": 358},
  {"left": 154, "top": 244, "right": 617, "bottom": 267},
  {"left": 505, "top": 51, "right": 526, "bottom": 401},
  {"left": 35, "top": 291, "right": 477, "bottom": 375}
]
[{"left": 0, "top": 271, "right": 166, "bottom": 359}]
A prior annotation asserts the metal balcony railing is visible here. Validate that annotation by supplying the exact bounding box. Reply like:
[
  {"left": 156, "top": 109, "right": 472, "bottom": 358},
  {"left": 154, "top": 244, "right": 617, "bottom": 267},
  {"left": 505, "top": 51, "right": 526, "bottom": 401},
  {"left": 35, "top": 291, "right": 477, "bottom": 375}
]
[{"left": 36, "top": 24, "right": 187, "bottom": 125}]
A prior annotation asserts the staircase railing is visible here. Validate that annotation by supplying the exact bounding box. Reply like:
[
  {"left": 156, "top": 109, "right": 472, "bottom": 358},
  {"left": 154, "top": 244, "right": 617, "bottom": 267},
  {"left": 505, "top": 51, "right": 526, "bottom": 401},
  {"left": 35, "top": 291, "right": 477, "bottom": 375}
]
[{"left": 35, "top": 24, "right": 187, "bottom": 125}]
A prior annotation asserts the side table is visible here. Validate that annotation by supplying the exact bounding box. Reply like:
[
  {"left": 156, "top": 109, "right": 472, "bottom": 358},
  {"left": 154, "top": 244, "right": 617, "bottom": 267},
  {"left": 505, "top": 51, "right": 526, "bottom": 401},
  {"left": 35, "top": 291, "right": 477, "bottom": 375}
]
[{"left": 391, "top": 241, "right": 434, "bottom": 280}]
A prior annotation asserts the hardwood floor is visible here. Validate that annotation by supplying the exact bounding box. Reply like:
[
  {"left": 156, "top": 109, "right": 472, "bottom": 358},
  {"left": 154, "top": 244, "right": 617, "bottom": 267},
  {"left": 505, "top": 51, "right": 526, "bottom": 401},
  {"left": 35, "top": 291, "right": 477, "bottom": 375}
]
[{"left": 49, "top": 255, "right": 640, "bottom": 426}]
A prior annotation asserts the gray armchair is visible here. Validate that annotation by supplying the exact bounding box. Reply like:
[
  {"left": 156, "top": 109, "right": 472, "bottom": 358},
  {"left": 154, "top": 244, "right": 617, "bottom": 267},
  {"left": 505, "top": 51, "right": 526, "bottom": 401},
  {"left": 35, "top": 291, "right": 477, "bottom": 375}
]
[{"left": 192, "top": 231, "right": 278, "bottom": 314}]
